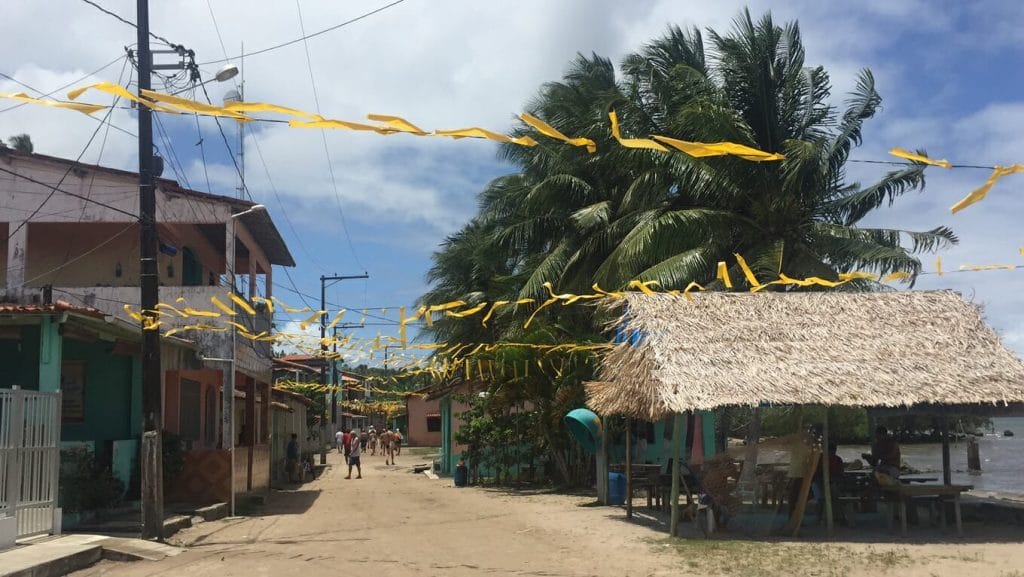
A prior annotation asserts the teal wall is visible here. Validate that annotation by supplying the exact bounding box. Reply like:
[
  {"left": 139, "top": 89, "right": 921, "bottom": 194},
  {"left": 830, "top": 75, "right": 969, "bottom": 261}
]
[
  {"left": 0, "top": 325, "right": 41, "bottom": 389},
  {"left": 60, "top": 339, "right": 135, "bottom": 443},
  {"left": 439, "top": 397, "right": 453, "bottom": 474}
]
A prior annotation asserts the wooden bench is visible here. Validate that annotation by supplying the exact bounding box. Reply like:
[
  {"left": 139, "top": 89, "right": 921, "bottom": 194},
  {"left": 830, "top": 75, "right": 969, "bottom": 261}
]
[{"left": 881, "top": 484, "right": 973, "bottom": 535}]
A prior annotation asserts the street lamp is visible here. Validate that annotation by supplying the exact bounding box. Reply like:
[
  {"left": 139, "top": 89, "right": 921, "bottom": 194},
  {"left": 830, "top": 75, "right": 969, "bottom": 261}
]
[
  {"left": 168, "top": 64, "right": 239, "bottom": 95},
  {"left": 215, "top": 203, "right": 266, "bottom": 517}
]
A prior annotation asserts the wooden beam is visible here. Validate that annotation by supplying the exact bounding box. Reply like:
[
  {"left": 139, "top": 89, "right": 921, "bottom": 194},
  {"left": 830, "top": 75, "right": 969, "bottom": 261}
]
[
  {"left": 822, "top": 408, "right": 834, "bottom": 536},
  {"left": 669, "top": 413, "right": 684, "bottom": 537},
  {"left": 625, "top": 417, "right": 633, "bottom": 519},
  {"left": 940, "top": 412, "right": 952, "bottom": 485}
]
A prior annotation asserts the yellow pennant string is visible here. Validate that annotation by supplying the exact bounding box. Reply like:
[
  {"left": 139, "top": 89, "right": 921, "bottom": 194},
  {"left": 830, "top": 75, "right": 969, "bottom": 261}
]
[
  {"left": 399, "top": 307, "right": 408, "bottom": 349},
  {"left": 154, "top": 303, "right": 190, "bottom": 318},
  {"left": 67, "top": 82, "right": 182, "bottom": 114},
  {"left": 838, "top": 271, "right": 880, "bottom": 282},
  {"left": 735, "top": 253, "right": 762, "bottom": 288},
  {"left": 608, "top": 110, "right": 668, "bottom": 152},
  {"left": 288, "top": 117, "right": 390, "bottom": 133},
  {"left": 950, "top": 164, "right": 1024, "bottom": 214},
  {"left": 434, "top": 127, "right": 538, "bottom": 147},
  {"left": 803, "top": 276, "right": 843, "bottom": 288},
  {"left": 519, "top": 112, "right": 597, "bottom": 153},
  {"left": 428, "top": 301, "right": 467, "bottom": 313},
  {"left": 1020, "top": 247, "right": 1024, "bottom": 257},
  {"left": 524, "top": 297, "right": 558, "bottom": 329},
  {"left": 889, "top": 148, "right": 953, "bottom": 169},
  {"left": 252, "top": 296, "right": 274, "bottom": 314},
  {"left": 229, "top": 293, "right": 257, "bottom": 316},
  {"left": 221, "top": 100, "right": 320, "bottom": 119},
  {"left": 123, "top": 304, "right": 143, "bottom": 322},
  {"left": 627, "top": 280, "right": 660, "bottom": 295},
  {"left": 682, "top": 281, "right": 705, "bottom": 302},
  {"left": 271, "top": 297, "right": 311, "bottom": 313},
  {"left": 366, "top": 114, "right": 429, "bottom": 135},
  {"left": 716, "top": 261, "right": 733, "bottom": 288},
  {"left": 882, "top": 271, "right": 911, "bottom": 283},
  {"left": 592, "top": 283, "right": 625, "bottom": 298},
  {"left": 140, "top": 89, "right": 250, "bottom": 120},
  {"left": 465, "top": 358, "right": 471, "bottom": 381},
  {"left": 481, "top": 300, "right": 510, "bottom": 327},
  {"left": 298, "top": 310, "right": 327, "bottom": 331},
  {"left": 210, "top": 296, "right": 237, "bottom": 316},
  {"left": 651, "top": 135, "right": 784, "bottom": 162},
  {"left": 936, "top": 256, "right": 943, "bottom": 276},
  {"left": 326, "top": 309, "right": 347, "bottom": 330},
  {"left": 446, "top": 302, "right": 488, "bottom": 318},
  {"left": 0, "top": 92, "right": 107, "bottom": 115}
]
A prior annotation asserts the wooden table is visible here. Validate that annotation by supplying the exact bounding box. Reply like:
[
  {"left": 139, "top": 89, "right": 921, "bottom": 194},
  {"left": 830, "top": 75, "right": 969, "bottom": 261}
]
[
  {"left": 610, "top": 464, "right": 664, "bottom": 509},
  {"left": 881, "top": 484, "right": 973, "bottom": 535}
]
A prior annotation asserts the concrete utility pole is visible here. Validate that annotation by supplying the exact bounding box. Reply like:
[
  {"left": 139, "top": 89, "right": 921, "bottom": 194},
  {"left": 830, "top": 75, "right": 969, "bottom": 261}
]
[
  {"left": 319, "top": 274, "right": 368, "bottom": 463},
  {"left": 136, "top": 0, "right": 164, "bottom": 541}
]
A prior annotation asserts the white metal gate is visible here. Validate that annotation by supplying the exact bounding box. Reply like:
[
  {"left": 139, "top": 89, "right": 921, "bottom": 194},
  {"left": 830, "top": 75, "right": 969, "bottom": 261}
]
[{"left": 0, "top": 387, "right": 61, "bottom": 538}]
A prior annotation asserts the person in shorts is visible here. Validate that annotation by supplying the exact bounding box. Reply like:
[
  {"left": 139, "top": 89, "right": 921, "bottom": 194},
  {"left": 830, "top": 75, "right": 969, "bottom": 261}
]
[{"left": 345, "top": 432, "right": 362, "bottom": 479}]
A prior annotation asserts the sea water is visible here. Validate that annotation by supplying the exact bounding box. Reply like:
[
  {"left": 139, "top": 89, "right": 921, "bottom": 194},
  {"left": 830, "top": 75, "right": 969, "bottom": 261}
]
[{"left": 833, "top": 417, "right": 1024, "bottom": 495}]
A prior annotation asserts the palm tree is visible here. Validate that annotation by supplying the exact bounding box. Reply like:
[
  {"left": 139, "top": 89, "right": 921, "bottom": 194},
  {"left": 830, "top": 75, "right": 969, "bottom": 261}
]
[{"left": 6, "top": 134, "right": 33, "bottom": 153}]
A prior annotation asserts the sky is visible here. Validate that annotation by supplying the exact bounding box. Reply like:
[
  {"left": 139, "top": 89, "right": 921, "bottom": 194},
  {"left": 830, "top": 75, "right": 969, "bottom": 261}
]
[{"left": 2, "top": 0, "right": 1023, "bottom": 363}]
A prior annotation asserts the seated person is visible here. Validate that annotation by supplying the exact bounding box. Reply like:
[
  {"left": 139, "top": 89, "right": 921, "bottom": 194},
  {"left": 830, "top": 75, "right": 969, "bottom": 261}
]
[{"left": 862, "top": 426, "right": 901, "bottom": 485}]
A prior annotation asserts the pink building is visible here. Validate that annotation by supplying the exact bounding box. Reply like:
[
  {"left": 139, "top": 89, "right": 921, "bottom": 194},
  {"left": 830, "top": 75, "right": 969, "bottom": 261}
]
[{"left": 0, "top": 148, "right": 295, "bottom": 504}]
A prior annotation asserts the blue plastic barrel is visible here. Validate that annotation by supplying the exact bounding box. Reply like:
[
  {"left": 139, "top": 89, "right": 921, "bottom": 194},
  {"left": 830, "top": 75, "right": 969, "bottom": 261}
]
[{"left": 608, "top": 472, "right": 626, "bottom": 505}]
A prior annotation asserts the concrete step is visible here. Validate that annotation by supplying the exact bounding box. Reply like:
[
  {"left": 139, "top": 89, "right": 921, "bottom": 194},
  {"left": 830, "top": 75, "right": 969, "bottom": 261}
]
[
  {"left": 192, "top": 503, "right": 228, "bottom": 522},
  {"left": 0, "top": 535, "right": 105, "bottom": 577},
  {"left": 162, "top": 515, "right": 192, "bottom": 538},
  {"left": 96, "top": 537, "right": 183, "bottom": 562}
]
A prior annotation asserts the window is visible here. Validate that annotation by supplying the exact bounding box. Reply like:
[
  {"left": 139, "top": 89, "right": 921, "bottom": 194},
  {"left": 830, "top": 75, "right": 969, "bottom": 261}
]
[
  {"left": 179, "top": 379, "right": 201, "bottom": 442},
  {"left": 426, "top": 415, "right": 441, "bottom": 432}
]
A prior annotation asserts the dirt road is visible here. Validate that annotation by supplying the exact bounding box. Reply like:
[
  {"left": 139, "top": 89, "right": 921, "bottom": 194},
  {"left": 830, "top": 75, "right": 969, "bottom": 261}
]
[{"left": 73, "top": 450, "right": 1024, "bottom": 577}]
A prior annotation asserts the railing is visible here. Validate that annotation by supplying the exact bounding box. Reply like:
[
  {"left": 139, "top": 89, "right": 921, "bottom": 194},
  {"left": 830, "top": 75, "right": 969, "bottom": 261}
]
[{"left": 0, "top": 387, "right": 61, "bottom": 540}]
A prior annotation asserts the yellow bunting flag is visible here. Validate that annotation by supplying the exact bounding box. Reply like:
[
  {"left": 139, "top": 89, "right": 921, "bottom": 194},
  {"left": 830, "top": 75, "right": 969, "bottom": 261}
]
[
  {"left": 183, "top": 307, "right": 220, "bottom": 318},
  {"left": 950, "top": 164, "right": 1024, "bottom": 214},
  {"left": 298, "top": 310, "right": 327, "bottom": 331},
  {"left": 288, "top": 117, "right": 390, "bottom": 133},
  {"left": 627, "top": 280, "right": 660, "bottom": 295},
  {"left": 140, "top": 90, "right": 250, "bottom": 120},
  {"left": 123, "top": 304, "right": 143, "bottom": 322},
  {"left": 889, "top": 148, "right": 953, "bottom": 169},
  {"left": 716, "top": 261, "right": 733, "bottom": 288},
  {"left": 272, "top": 296, "right": 311, "bottom": 313},
  {"left": 434, "top": 127, "right": 538, "bottom": 147},
  {"left": 1020, "top": 247, "right": 1024, "bottom": 257},
  {"left": 252, "top": 296, "right": 274, "bottom": 314},
  {"left": 682, "top": 281, "right": 705, "bottom": 302},
  {"left": 519, "top": 112, "right": 597, "bottom": 153},
  {"left": 652, "top": 135, "right": 785, "bottom": 162},
  {"left": 67, "top": 82, "right": 181, "bottom": 114},
  {"left": 735, "top": 253, "right": 762, "bottom": 288},
  {"left": 936, "top": 256, "right": 943, "bottom": 276},
  {"left": 221, "top": 100, "right": 319, "bottom": 119},
  {"left": 838, "top": 272, "right": 879, "bottom": 282},
  {"left": 229, "top": 293, "right": 257, "bottom": 316},
  {"left": 524, "top": 297, "right": 558, "bottom": 329},
  {"left": 591, "top": 284, "right": 625, "bottom": 298},
  {"left": 446, "top": 302, "right": 488, "bottom": 318},
  {"left": 326, "top": 309, "right": 347, "bottom": 330},
  {"left": 210, "top": 296, "right": 237, "bottom": 316},
  {"left": 0, "top": 92, "right": 107, "bottom": 115},
  {"left": 155, "top": 303, "right": 190, "bottom": 318},
  {"left": 608, "top": 110, "right": 668, "bottom": 152},
  {"left": 398, "top": 307, "right": 407, "bottom": 349},
  {"left": 882, "top": 271, "right": 911, "bottom": 283},
  {"left": 367, "top": 114, "right": 428, "bottom": 135}
]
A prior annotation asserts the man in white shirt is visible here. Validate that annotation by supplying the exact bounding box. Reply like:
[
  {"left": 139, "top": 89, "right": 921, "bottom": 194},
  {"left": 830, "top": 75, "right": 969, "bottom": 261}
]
[
  {"left": 345, "top": 433, "right": 362, "bottom": 479},
  {"left": 334, "top": 429, "right": 344, "bottom": 453}
]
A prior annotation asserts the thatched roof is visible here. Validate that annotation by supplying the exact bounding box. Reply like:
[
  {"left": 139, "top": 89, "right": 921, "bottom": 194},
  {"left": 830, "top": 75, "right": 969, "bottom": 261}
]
[{"left": 585, "top": 291, "right": 1024, "bottom": 419}]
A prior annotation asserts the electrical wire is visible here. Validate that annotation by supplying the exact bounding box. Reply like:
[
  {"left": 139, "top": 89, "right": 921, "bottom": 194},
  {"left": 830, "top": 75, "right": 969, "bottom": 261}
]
[
  {"left": 0, "top": 165, "right": 138, "bottom": 220},
  {"left": 0, "top": 56, "right": 124, "bottom": 114},
  {"left": 198, "top": 0, "right": 409, "bottom": 65},
  {"left": 78, "top": 0, "right": 179, "bottom": 47},
  {"left": 294, "top": 0, "right": 365, "bottom": 270},
  {"left": 20, "top": 224, "right": 136, "bottom": 286},
  {"left": 198, "top": 81, "right": 253, "bottom": 201}
]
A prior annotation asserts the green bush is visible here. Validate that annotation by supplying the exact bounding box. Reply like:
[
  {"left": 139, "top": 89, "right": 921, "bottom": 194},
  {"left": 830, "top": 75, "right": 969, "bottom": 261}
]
[{"left": 59, "top": 447, "right": 124, "bottom": 514}]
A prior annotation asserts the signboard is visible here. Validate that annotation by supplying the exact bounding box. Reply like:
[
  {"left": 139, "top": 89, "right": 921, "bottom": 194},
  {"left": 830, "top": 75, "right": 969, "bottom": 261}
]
[{"left": 61, "top": 361, "right": 86, "bottom": 423}]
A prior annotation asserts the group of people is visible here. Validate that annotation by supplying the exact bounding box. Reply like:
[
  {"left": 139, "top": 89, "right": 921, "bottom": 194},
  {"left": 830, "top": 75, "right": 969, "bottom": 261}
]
[{"left": 334, "top": 425, "right": 404, "bottom": 479}]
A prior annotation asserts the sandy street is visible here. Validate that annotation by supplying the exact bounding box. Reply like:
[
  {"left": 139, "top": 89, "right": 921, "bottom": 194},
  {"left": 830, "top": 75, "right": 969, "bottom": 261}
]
[{"left": 72, "top": 450, "right": 1024, "bottom": 577}]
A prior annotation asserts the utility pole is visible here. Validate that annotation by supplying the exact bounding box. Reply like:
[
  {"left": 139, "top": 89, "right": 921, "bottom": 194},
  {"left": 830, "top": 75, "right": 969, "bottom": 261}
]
[
  {"left": 332, "top": 323, "right": 363, "bottom": 432},
  {"left": 319, "top": 274, "right": 368, "bottom": 463},
  {"left": 136, "top": 0, "right": 164, "bottom": 540}
]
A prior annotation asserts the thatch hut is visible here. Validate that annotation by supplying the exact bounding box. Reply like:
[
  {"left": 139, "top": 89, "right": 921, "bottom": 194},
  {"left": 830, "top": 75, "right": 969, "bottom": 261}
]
[{"left": 585, "top": 290, "right": 1024, "bottom": 534}]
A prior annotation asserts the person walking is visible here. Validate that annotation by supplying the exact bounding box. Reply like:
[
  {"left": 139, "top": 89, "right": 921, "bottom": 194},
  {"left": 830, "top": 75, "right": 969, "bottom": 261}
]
[
  {"left": 393, "top": 429, "right": 403, "bottom": 456},
  {"left": 335, "top": 429, "right": 344, "bottom": 454},
  {"left": 345, "top": 431, "right": 362, "bottom": 479},
  {"left": 286, "top": 433, "right": 301, "bottom": 483}
]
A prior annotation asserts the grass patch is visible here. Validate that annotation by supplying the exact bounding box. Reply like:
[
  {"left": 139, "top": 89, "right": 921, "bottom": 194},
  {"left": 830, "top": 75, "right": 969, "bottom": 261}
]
[{"left": 657, "top": 538, "right": 911, "bottom": 577}]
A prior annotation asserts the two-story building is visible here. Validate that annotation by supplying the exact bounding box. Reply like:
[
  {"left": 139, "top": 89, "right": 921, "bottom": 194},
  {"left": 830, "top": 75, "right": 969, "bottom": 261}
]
[{"left": 0, "top": 147, "right": 295, "bottom": 508}]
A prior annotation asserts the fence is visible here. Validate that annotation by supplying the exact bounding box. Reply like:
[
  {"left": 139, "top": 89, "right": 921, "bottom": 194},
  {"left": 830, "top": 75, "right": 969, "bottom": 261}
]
[{"left": 0, "top": 387, "right": 62, "bottom": 541}]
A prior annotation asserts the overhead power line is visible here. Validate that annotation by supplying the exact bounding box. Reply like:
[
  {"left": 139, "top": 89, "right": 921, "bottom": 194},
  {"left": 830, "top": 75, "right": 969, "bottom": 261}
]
[
  {"left": 0, "top": 165, "right": 139, "bottom": 220},
  {"left": 78, "top": 0, "right": 178, "bottom": 47},
  {"left": 198, "top": 0, "right": 409, "bottom": 65}
]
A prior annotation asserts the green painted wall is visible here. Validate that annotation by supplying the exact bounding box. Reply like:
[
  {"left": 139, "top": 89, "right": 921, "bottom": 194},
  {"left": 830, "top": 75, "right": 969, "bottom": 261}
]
[
  {"left": 439, "top": 397, "right": 453, "bottom": 474},
  {"left": 60, "top": 339, "right": 134, "bottom": 443},
  {"left": 0, "top": 325, "right": 41, "bottom": 390}
]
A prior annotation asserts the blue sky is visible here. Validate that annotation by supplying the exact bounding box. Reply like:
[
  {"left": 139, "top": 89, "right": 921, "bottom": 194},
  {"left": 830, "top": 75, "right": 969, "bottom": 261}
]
[{"left": 2, "top": 0, "right": 1023, "bottom": 363}]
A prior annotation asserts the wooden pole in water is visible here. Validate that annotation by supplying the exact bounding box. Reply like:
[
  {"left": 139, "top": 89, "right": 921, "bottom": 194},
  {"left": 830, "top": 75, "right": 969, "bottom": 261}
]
[
  {"left": 625, "top": 417, "right": 633, "bottom": 519},
  {"left": 822, "top": 407, "right": 834, "bottom": 536},
  {"left": 940, "top": 413, "right": 952, "bottom": 485},
  {"left": 669, "top": 413, "right": 684, "bottom": 537}
]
